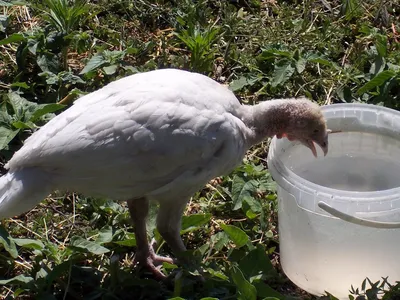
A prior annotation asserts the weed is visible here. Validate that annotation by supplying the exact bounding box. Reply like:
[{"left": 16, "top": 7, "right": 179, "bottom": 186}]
[{"left": 0, "top": 0, "right": 399, "bottom": 299}]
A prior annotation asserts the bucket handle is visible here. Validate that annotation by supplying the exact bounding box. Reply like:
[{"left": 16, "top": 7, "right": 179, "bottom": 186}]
[{"left": 318, "top": 201, "right": 400, "bottom": 229}]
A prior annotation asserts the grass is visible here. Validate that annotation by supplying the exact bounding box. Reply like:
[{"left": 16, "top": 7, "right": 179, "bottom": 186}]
[{"left": 0, "top": 0, "right": 400, "bottom": 299}]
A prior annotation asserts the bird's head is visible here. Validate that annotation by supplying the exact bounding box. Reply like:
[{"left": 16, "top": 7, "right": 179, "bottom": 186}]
[{"left": 275, "top": 98, "right": 329, "bottom": 157}]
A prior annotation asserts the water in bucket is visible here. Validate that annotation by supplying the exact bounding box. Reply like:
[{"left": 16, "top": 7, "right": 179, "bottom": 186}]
[{"left": 292, "top": 132, "right": 400, "bottom": 192}]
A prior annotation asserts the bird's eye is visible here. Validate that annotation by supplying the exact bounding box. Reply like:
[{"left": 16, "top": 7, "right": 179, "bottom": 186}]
[{"left": 314, "top": 129, "right": 319, "bottom": 133}]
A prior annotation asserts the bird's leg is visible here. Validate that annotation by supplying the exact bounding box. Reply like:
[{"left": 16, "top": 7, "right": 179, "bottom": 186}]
[
  {"left": 127, "top": 198, "right": 173, "bottom": 279},
  {"left": 156, "top": 199, "right": 205, "bottom": 279},
  {"left": 156, "top": 200, "right": 193, "bottom": 265}
]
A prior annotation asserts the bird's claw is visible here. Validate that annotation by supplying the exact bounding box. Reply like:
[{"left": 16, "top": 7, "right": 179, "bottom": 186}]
[
  {"left": 133, "top": 240, "right": 205, "bottom": 281},
  {"left": 133, "top": 242, "right": 175, "bottom": 279}
]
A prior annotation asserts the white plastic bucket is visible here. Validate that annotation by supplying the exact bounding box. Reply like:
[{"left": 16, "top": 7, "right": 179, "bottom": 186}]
[{"left": 267, "top": 103, "right": 400, "bottom": 298}]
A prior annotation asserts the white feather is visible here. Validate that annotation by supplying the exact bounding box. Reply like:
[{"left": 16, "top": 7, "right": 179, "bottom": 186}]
[
  {"left": 0, "top": 69, "right": 254, "bottom": 217},
  {"left": 0, "top": 168, "right": 53, "bottom": 219}
]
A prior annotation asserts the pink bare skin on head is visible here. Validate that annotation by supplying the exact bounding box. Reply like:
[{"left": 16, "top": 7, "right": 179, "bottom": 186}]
[{"left": 243, "top": 97, "right": 329, "bottom": 157}]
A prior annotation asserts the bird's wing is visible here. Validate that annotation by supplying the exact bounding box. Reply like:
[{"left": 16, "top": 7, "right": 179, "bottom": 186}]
[{"left": 7, "top": 70, "right": 249, "bottom": 200}]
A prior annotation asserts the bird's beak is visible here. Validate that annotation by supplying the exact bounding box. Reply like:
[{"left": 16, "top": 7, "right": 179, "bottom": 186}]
[
  {"left": 314, "top": 132, "right": 329, "bottom": 157},
  {"left": 315, "top": 135, "right": 329, "bottom": 157},
  {"left": 301, "top": 133, "right": 329, "bottom": 158},
  {"left": 303, "top": 139, "right": 318, "bottom": 158}
]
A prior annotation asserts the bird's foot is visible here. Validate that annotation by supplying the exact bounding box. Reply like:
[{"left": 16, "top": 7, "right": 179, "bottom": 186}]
[
  {"left": 148, "top": 238, "right": 176, "bottom": 265},
  {"left": 133, "top": 241, "right": 175, "bottom": 279}
]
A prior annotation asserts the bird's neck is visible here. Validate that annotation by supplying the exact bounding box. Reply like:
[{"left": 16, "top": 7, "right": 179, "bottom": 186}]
[{"left": 240, "top": 99, "right": 295, "bottom": 146}]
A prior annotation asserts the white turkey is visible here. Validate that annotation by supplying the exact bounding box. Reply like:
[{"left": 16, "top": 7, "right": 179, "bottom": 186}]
[{"left": 0, "top": 68, "right": 328, "bottom": 279}]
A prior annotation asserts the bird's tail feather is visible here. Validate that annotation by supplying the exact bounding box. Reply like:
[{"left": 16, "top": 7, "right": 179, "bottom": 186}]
[{"left": 0, "top": 168, "right": 53, "bottom": 219}]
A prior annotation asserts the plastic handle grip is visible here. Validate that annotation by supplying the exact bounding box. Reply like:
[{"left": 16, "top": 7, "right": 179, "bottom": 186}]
[{"left": 318, "top": 201, "right": 400, "bottom": 229}]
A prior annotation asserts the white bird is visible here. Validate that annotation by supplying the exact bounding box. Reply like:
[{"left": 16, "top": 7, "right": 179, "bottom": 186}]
[{"left": 0, "top": 69, "right": 328, "bottom": 279}]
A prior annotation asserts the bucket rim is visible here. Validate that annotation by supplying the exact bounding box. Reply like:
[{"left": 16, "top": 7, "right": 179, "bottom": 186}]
[{"left": 322, "top": 102, "right": 400, "bottom": 115}]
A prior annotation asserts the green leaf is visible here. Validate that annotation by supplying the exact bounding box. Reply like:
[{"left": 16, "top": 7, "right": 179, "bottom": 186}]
[
  {"left": 96, "top": 225, "right": 113, "bottom": 244},
  {"left": 229, "top": 76, "right": 259, "bottom": 92},
  {"left": 0, "top": 225, "right": 18, "bottom": 258},
  {"left": 44, "top": 259, "right": 75, "bottom": 287},
  {"left": 114, "top": 239, "right": 136, "bottom": 247},
  {"left": 39, "top": 71, "right": 59, "bottom": 85},
  {"left": 375, "top": 34, "right": 387, "bottom": 58},
  {"left": 80, "top": 54, "right": 107, "bottom": 74},
  {"left": 0, "top": 111, "right": 12, "bottom": 125},
  {"left": 13, "top": 238, "right": 45, "bottom": 250},
  {"left": 245, "top": 209, "right": 258, "bottom": 219},
  {"left": 126, "top": 47, "right": 139, "bottom": 55},
  {"left": 254, "top": 281, "right": 284, "bottom": 299},
  {"left": 231, "top": 175, "right": 258, "bottom": 210},
  {"left": 14, "top": 288, "right": 26, "bottom": 297},
  {"left": 239, "top": 244, "right": 277, "bottom": 278},
  {"left": 220, "top": 224, "right": 249, "bottom": 248},
  {"left": 0, "top": 0, "right": 15, "bottom": 7},
  {"left": 181, "top": 213, "right": 211, "bottom": 234},
  {"left": 7, "top": 91, "right": 63, "bottom": 125},
  {"left": 162, "top": 262, "right": 178, "bottom": 270},
  {"left": 295, "top": 57, "right": 307, "bottom": 74},
  {"left": 27, "top": 39, "right": 39, "bottom": 55},
  {"left": 369, "top": 56, "right": 385, "bottom": 75},
  {"left": 258, "top": 48, "right": 292, "bottom": 60},
  {"left": 103, "top": 49, "right": 126, "bottom": 63},
  {"left": 310, "top": 57, "right": 335, "bottom": 66},
  {"left": 10, "top": 82, "right": 30, "bottom": 89},
  {"left": 36, "top": 53, "right": 59, "bottom": 73},
  {"left": 30, "top": 103, "right": 65, "bottom": 121},
  {"left": 306, "top": 53, "right": 338, "bottom": 69},
  {"left": 40, "top": 71, "right": 85, "bottom": 85},
  {"left": 69, "top": 236, "right": 110, "bottom": 255},
  {"left": 0, "top": 274, "right": 33, "bottom": 285},
  {"left": 206, "top": 267, "right": 229, "bottom": 280},
  {"left": 243, "top": 196, "right": 262, "bottom": 214},
  {"left": 7, "top": 91, "right": 38, "bottom": 120},
  {"left": 210, "top": 231, "right": 229, "bottom": 251},
  {"left": 103, "top": 65, "right": 118, "bottom": 75},
  {"left": 357, "top": 70, "right": 396, "bottom": 95},
  {"left": 42, "top": 0, "right": 89, "bottom": 34},
  {"left": 387, "top": 63, "right": 400, "bottom": 72},
  {"left": 271, "top": 61, "right": 295, "bottom": 87},
  {"left": 0, "top": 33, "right": 25, "bottom": 46},
  {"left": 361, "top": 278, "right": 366, "bottom": 290},
  {"left": 59, "top": 71, "right": 85, "bottom": 84},
  {"left": 12, "top": 120, "right": 32, "bottom": 129},
  {"left": 0, "top": 15, "right": 6, "bottom": 33},
  {"left": 231, "top": 265, "right": 257, "bottom": 300},
  {"left": 258, "top": 176, "right": 277, "bottom": 193},
  {"left": 0, "top": 127, "right": 19, "bottom": 150},
  {"left": 341, "top": 0, "right": 362, "bottom": 20}
]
